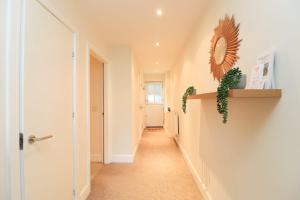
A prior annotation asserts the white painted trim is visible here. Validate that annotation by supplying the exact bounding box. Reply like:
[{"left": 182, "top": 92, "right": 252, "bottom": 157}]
[
  {"left": 5, "top": 0, "right": 22, "bottom": 199},
  {"left": 19, "top": 0, "right": 26, "bottom": 198},
  {"left": 79, "top": 184, "right": 91, "bottom": 200},
  {"left": 111, "top": 154, "right": 134, "bottom": 163},
  {"left": 111, "top": 129, "right": 143, "bottom": 164},
  {"left": 91, "top": 154, "right": 102, "bottom": 162},
  {"left": 103, "top": 60, "right": 111, "bottom": 164},
  {"left": 18, "top": 0, "right": 79, "bottom": 199},
  {"left": 85, "top": 44, "right": 91, "bottom": 199},
  {"left": 85, "top": 41, "right": 111, "bottom": 199},
  {"left": 72, "top": 33, "right": 78, "bottom": 200},
  {"left": 87, "top": 42, "right": 109, "bottom": 64},
  {"left": 177, "top": 142, "right": 213, "bottom": 200}
]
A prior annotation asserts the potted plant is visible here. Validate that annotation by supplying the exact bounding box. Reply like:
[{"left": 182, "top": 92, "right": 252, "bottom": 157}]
[
  {"left": 217, "top": 68, "right": 242, "bottom": 123},
  {"left": 182, "top": 86, "right": 196, "bottom": 113}
]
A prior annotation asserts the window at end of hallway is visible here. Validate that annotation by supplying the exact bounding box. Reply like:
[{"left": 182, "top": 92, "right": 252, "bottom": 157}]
[{"left": 146, "top": 82, "right": 163, "bottom": 105}]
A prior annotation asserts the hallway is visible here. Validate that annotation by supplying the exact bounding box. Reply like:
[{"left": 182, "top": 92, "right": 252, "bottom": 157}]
[{"left": 88, "top": 129, "right": 203, "bottom": 200}]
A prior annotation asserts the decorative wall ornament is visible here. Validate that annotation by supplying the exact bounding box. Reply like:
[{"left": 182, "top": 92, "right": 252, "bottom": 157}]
[
  {"left": 217, "top": 67, "right": 242, "bottom": 123},
  {"left": 182, "top": 86, "right": 196, "bottom": 113},
  {"left": 209, "top": 15, "right": 242, "bottom": 81}
]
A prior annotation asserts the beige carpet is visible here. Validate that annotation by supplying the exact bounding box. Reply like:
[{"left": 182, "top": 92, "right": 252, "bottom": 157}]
[
  {"left": 87, "top": 129, "right": 204, "bottom": 200},
  {"left": 91, "top": 162, "right": 103, "bottom": 180}
]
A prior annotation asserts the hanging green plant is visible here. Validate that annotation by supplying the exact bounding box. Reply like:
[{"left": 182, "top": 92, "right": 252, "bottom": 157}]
[
  {"left": 217, "top": 68, "right": 242, "bottom": 123},
  {"left": 182, "top": 86, "right": 195, "bottom": 113}
]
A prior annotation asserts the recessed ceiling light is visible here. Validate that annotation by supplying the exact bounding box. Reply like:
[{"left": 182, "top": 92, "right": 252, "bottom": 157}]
[
  {"left": 156, "top": 9, "right": 163, "bottom": 16},
  {"left": 155, "top": 62, "right": 159, "bottom": 65},
  {"left": 155, "top": 42, "right": 160, "bottom": 46}
]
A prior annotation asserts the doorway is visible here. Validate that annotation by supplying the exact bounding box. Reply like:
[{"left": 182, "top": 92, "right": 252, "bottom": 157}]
[
  {"left": 89, "top": 53, "right": 104, "bottom": 179},
  {"left": 144, "top": 82, "right": 164, "bottom": 127}
]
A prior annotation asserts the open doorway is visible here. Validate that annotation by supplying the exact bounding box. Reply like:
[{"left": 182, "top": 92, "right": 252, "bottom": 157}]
[{"left": 89, "top": 52, "right": 104, "bottom": 179}]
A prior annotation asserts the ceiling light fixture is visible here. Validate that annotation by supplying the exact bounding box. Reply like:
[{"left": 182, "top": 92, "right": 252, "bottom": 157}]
[
  {"left": 155, "top": 42, "right": 160, "bottom": 46},
  {"left": 156, "top": 9, "right": 163, "bottom": 16}
]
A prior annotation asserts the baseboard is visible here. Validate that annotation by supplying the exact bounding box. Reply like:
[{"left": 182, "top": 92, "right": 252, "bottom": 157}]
[
  {"left": 91, "top": 154, "right": 102, "bottom": 162},
  {"left": 111, "top": 130, "right": 143, "bottom": 163},
  {"left": 79, "top": 184, "right": 91, "bottom": 200},
  {"left": 177, "top": 142, "right": 213, "bottom": 200},
  {"left": 111, "top": 154, "right": 134, "bottom": 163}
]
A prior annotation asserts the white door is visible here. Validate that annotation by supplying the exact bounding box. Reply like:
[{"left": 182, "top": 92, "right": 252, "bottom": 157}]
[
  {"left": 22, "top": 0, "right": 74, "bottom": 199},
  {"left": 90, "top": 55, "right": 104, "bottom": 162},
  {"left": 145, "top": 82, "right": 164, "bottom": 127}
]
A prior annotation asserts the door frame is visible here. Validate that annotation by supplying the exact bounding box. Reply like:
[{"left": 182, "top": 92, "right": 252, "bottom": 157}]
[
  {"left": 6, "top": 0, "right": 79, "bottom": 199},
  {"left": 85, "top": 42, "right": 110, "bottom": 188},
  {"left": 3, "top": 0, "right": 22, "bottom": 199}
]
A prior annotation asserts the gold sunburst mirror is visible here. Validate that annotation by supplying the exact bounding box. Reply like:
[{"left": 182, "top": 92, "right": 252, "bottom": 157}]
[{"left": 209, "top": 15, "right": 242, "bottom": 81}]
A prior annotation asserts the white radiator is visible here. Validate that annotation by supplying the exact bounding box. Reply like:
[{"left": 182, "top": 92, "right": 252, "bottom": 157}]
[{"left": 164, "top": 111, "right": 179, "bottom": 137}]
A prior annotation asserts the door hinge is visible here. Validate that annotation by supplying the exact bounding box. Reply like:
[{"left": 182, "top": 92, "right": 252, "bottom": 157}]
[
  {"left": 72, "top": 51, "right": 75, "bottom": 58},
  {"left": 19, "top": 132, "right": 24, "bottom": 150},
  {"left": 73, "top": 189, "right": 76, "bottom": 197},
  {"left": 72, "top": 112, "right": 75, "bottom": 118}
]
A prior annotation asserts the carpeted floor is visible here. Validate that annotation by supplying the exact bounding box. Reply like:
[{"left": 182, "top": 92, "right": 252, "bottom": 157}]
[
  {"left": 91, "top": 162, "right": 103, "bottom": 180},
  {"left": 87, "top": 129, "right": 204, "bottom": 200}
]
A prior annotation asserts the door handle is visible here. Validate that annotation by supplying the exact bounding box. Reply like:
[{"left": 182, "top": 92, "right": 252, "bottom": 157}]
[{"left": 28, "top": 135, "right": 53, "bottom": 144}]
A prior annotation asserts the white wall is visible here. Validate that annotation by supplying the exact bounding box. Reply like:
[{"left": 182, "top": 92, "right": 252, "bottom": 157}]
[
  {"left": 144, "top": 73, "right": 165, "bottom": 82},
  {"left": 164, "top": 71, "right": 178, "bottom": 137},
  {"left": 107, "top": 47, "right": 145, "bottom": 161},
  {"left": 165, "top": 71, "right": 176, "bottom": 112},
  {"left": 108, "top": 46, "right": 133, "bottom": 156},
  {"left": 169, "top": 0, "right": 300, "bottom": 199},
  {"left": 132, "top": 56, "right": 144, "bottom": 156}
]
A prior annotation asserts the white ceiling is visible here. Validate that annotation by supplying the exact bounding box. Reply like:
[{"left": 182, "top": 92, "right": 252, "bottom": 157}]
[{"left": 79, "top": 0, "right": 209, "bottom": 73}]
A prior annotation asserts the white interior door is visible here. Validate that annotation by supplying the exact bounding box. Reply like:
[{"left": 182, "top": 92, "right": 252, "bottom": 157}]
[
  {"left": 145, "top": 82, "right": 164, "bottom": 127},
  {"left": 22, "top": 0, "right": 74, "bottom": 199},
  {"left": 90, "top": 54, "right": 104, "bottom": 163}
]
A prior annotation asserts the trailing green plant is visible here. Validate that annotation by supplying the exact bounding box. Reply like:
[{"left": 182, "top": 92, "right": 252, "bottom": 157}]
[
  {"left": 217, "top": 68, "right": 242, "bottom": 123},
  {"left": 182, "top": 86, "right": 195, "bottom": 113}
]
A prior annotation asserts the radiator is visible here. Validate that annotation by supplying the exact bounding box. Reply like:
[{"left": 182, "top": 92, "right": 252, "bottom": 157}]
[{"left": 164, "top": 111, "right": 179, "bottom": 137}]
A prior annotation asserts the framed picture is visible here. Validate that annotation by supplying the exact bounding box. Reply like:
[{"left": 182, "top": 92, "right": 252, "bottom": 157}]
[
  {"left": 257, "top": 51, "right": 275, "bottom": 89},
  {"left": 248, "top": 64, "right": 264, "bottom": 89}
]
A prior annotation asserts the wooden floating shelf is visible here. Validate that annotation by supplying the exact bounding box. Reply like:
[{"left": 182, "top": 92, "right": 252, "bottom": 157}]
[{"left": 187, "top": 89, "right": 282, "bottom": 99}]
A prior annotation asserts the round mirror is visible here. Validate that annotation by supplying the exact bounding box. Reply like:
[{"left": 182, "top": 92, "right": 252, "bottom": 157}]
[
  {"left": 210, "top": 15, "right": 241, "bottom": 81},
  {"left": 214, "top": 37, "right": 227, "bottom": 65}
]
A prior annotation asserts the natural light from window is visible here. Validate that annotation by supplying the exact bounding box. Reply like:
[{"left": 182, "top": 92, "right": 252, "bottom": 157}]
[{"left": 146, "top": 82, "right": 163, "bottom": 105}]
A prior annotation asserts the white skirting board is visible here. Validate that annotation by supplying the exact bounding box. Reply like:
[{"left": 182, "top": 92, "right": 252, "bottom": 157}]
[
  {"left": 79, "top": 184, "right": 91, "bottom": 200},
  {"left": 111, "top": 154, "right": 134, "bottom": 163},
  {"left": 111, "top": 130, "right": 143, "bottom": 163},
  {"left": 177, "top": 142, "right": 213, "bottom": 200}
]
